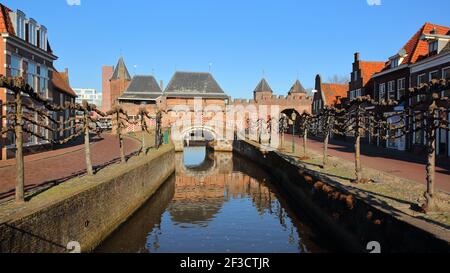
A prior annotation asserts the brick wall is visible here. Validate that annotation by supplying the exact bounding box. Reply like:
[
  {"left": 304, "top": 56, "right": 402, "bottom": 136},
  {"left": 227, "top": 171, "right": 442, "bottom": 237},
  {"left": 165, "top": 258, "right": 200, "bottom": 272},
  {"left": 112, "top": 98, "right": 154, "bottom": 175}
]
[{"left": 0, "top": 146, "right": 175, "bottom": 253}]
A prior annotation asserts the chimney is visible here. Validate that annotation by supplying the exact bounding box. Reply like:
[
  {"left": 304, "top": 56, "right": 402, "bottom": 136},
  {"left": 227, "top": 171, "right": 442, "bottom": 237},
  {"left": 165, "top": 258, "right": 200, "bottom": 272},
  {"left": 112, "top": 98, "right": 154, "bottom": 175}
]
[
  {"left": 62, "top": 68, "right": 70, "bottom": 84},
  {"left": 354, "top": 52, "right": 360, "bottom": 62},
  {"left": 430, "top": 27, "right": 437, "bottom": 34},
  {"left": 160, "top": 80, "right": 164, "bottom": 91}
]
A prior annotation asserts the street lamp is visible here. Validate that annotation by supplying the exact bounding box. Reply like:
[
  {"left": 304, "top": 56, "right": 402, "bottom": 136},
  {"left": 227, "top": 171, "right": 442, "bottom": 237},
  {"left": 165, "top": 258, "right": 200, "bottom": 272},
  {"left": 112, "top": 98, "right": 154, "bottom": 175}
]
[{"left": 291, "top": 112, "right": 297, "bottom": 153}]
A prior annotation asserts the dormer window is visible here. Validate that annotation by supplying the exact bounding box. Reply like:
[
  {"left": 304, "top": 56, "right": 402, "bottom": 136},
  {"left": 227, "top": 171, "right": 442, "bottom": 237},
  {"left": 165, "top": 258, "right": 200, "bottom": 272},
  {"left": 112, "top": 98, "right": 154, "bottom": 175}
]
[
  {"left": 429, "top": 40, "right": 438, "bottom": 54},
  {"left": 28, "top": 19, "right": 37, "bottom": 46},
  {"left": 391, "top": 57, "right": 401, "bottom": 68},
  {"left": 40, "top": 26, "right": 48, "bottom": 51},
  {"left": 13, "top": 10, "right": 26, "bottom": 40}
]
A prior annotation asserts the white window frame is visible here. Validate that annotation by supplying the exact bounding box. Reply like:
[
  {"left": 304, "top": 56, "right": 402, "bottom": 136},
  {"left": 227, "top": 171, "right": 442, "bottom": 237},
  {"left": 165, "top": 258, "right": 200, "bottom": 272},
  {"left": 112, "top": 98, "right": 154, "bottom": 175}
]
[
  {"left": 441, "top": 66, "right": 450, "bottom": 80},
  {"left": 39, "top": 65, "right": 49, "bottom": 98},
  {"left": 16, "top": 12, "right": 26, "bottom": 40},
  {"left": 27, "top": 60, "right": 38, "bottom": 91},
  {"left": 379, "top": 83, "right": 386, "bottom": 100},
  {"left": 388, "top": 80, "right": 395, "bottom": 99},
  {"left": 429, "top": 70, "right": 440, "bottom": 81},
  {"left": 10, "top": 54, "right": 22, "bottom": 77},
  {"left": 429, "top": 40, "right": 438, "bottom": 54},
  {"left": 397, "top": 78, "right": 405, "bottom": 100},
  {"left": 418, "top": 73, "right": 427, "bottom": 85}
]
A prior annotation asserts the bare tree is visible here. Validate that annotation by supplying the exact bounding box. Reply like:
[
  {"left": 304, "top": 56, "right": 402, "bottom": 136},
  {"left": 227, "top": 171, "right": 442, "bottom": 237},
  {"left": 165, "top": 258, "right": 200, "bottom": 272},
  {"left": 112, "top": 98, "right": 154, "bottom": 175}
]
[
  {"left": 316, "top": 106, "right": 341, "bottom": 169},
  {"left": 327, "top": 74, "right": 350, "bottom": 84},
  {"left": 298, "top": 112, "right": 313, "bottom": 158},
  {"left": 386, "top": 80, "right": 449, "bottom": 212}
]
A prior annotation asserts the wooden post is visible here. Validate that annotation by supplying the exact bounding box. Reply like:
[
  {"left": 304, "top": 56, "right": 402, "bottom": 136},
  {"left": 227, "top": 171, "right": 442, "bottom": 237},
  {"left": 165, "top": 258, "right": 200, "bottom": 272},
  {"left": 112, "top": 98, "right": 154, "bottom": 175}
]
[
  {"left": 14, "top": 90, "right": 24, "bottom": 203},
  {"left": 83, "top": 101, "right": 93, "bottom": 176}
]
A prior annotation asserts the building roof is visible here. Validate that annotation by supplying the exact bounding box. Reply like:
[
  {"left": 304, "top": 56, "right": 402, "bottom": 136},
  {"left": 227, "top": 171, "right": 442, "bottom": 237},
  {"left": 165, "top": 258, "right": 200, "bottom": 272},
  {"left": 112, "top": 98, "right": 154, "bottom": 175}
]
[
  {"left": 288, "top": 79, "right": 307, "bottom": 94},
  {"left": 254, "top": 78, "right": 273, "bottom": 93},
  {"left": 52, "top": 70, "right": 77, "bottom": 97},
  {"left": 321, "top": 83, "right": 348, "bottom": 106},
  {"left": 359, "top": 61, "right": 385, "bottom": 86},
  {"left": 164, "top": 72, "right": 228, "bottom": 99},
  {"left": 118, "top": 75, "right": 162, "bottom": 101},
  {"left": 110, "top": 57, "right": 132, "bottom": 81},
  {"left": 384, "top": 22, "right": 450, "bottom": 69},
  {"left": 0, "top": 4, "right": 15, "bottom": 35}
]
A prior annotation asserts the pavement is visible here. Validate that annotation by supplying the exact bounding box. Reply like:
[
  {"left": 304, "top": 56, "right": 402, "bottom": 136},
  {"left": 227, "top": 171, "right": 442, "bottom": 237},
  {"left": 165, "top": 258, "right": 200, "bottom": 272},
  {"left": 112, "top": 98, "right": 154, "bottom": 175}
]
[
  {"left": 0, "top": 133, "right": 141, "bottom": 200},
  {"left": 284, "top": 134, "right": 450, "bottom": 192}
]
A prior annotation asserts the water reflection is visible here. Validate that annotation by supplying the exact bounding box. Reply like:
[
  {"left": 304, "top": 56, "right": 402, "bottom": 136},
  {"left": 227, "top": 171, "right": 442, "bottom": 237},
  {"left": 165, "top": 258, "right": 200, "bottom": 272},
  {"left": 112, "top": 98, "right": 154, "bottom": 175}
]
[{"left": 97, "top": 147, "right": 327, "bottom": 253}]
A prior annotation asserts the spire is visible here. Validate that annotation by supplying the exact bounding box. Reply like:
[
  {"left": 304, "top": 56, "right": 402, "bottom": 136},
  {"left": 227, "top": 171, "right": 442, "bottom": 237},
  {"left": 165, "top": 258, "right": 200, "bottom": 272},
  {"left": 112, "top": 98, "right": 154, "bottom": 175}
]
[
  {"left": 288, "top": 79, "right": 307, "bottom": 94},
  {"left": 110, "top": 57, "right": 131, "bottom": 81},
  {"left": 254, "top": 78, "right": 273, "bottom": 93}
]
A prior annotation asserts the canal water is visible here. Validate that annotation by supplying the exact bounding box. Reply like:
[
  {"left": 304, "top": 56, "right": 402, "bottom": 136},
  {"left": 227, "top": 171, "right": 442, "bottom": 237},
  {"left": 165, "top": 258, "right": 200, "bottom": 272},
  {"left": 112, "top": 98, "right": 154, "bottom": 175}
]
[{"left": 96, "top": 146, "right": 331, "bottom": 253}]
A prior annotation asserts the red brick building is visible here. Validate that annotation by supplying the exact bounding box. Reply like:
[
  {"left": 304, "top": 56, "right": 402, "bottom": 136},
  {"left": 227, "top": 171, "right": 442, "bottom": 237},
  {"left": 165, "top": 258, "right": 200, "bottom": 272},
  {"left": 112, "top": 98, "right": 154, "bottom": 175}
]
[
  {"left": 312, "top": 74, "right": 348, "bottom": 115},
  {"left": 101, "top": 65, "right": 114, "bottom": 112},
  {"left": 409, "top": 27, "right": 450, "bottom": 157},
  {"left": 0, "top": 4, "right": 76, "bottom": 160},
  {"left": 370, "top": 22, "right": 450, "bottom": 153},
  {"left": 348, "top": 52, "right": 384, "bottom": 100}
]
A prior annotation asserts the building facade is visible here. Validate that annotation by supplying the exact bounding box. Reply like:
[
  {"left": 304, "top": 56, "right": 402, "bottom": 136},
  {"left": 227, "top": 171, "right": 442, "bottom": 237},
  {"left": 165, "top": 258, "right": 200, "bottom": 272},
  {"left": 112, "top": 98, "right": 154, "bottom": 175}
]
[
  {"left": 0, "top": 4, "right": 76, "bottom": 160},
  {"left": 370, "top": 22, "right": 450, "bottom": 153},
  {"left": 348, "top": 52, "right": 384, "bottom": 100},
  {"left": 312, "top": 74, "right": 348, "bottom": 116},
  {"left": 74, "top": 88, "right": 102, "bottom": 107}
]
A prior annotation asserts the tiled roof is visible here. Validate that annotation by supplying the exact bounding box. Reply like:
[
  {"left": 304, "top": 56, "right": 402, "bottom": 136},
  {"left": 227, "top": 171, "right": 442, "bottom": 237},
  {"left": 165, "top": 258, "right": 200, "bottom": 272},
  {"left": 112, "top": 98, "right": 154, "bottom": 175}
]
[
  {"left": 359, "top": 61, "right": 385, "bottom": 86},
  {"left": 164, "top": 72, "right": 228, "bottom": 99},
  {"left": 384, "top": 22, "right": 450, "bottom": 69},
  {"left": 119, "top": 75, "right": 162, "bottom": 101},
  {"left": 52, "top": 71, "right": 77, "bottom": 97},
  {"left": 288, "top": 79, "right": 307, "bottom": 94},
  {"left": 110, "top": 57, "right": 132, "bottom": 81},
  {"left": 0, "top": 4, "right": 15, "bottom": 35},
  {"left": 321, "top": 83, "right": 348, "bottom": 106},
  {"left": 254, "top": 78, "right": 273, "bottom": 93}
]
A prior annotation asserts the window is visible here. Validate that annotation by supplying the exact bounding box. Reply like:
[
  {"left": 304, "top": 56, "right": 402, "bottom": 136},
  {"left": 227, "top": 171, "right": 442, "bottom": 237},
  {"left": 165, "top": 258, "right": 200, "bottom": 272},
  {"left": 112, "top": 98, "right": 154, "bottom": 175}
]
[
  {"left": 418, "top": 74, "right": 427, "bottom": 85},
  {"left": 429, "top": 70, "right": 440, "bottom": 81},
  {"left": 354, "top": 71, "right": 359, "bottom": 81},
  {"left": 15, "top": 12, "right": 26, "bottom": 40},
  {"left": 429, "top": 41, "right": 438, "bottom": 54},
  {"left": 29, "top": 23, "right": 35, "bottom": 45},
  {"left": 388, "top": 81, "right": 395, "bottom": 99},
  {"left": 39, "top": 66, "right": 48, "bottom": 98},
  {"left": 391, "top": 58, "right": 399, "bottom": 68},
  {"left": 11, "top": 55, "right": 21, "bottom": 77},
  {"left": 379, "top": 83, "right": 386, "bottom": 101},
  {"left": 397, "top": 78, "right": 405, "bottom": 99},
  {"left": 39, "top": 27, "right": 47, "bottom": 51},
  {"left": 27, "top": 61, "right": 37, "bottom": 91},
  {"left": 444, "top": 67, "right": 450, "bottom": 80}
]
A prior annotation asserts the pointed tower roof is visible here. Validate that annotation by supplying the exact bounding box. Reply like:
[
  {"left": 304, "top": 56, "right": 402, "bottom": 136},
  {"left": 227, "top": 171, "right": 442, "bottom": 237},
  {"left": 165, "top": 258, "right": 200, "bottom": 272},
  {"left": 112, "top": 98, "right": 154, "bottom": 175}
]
[
  {"left": 254, "top": 78, "right": 273, "bottom": 93},
  {"left": 288, "top": 79, "right": 307, "bottom": 94},
  {"left": 110, "top": 57, "right": 131, "bottom": 81}
]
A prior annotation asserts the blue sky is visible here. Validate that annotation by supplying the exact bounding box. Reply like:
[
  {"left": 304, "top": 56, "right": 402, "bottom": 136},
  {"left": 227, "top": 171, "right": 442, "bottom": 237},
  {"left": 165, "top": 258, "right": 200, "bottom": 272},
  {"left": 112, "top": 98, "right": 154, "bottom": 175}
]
[{"left": 4, "top": 0, "right": 450, "bottom": 99}]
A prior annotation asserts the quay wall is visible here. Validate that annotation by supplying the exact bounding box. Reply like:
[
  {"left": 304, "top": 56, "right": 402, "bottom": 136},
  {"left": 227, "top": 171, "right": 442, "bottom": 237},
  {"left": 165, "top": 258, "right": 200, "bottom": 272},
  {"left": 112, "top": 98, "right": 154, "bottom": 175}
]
[
  {"left": 0, "top": 145, "right": 175, "bottom": 253},
  {"left": 233, "top": 140, "right": 450, "bottom": 253}
]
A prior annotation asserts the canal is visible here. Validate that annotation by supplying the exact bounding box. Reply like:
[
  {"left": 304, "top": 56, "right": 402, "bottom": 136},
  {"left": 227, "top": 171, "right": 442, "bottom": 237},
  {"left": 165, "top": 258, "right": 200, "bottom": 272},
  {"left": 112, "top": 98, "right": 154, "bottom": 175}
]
[{"left": 96, "top": 146, "right": 332, "bottom": 253}]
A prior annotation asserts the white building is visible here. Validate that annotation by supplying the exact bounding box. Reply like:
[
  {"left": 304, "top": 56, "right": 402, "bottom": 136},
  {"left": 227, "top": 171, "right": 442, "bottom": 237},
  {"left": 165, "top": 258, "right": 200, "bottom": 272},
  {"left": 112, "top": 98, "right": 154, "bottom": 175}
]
[{"left": 73, "top": 88, "right": 102, "bottom": 107}]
